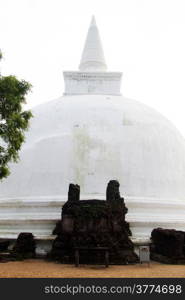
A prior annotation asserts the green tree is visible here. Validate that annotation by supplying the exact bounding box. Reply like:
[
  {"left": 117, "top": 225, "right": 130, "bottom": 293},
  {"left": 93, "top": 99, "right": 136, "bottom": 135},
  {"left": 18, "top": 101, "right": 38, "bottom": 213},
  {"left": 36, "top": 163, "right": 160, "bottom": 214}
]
[{"left": 0, "top": 51, "right": 32, "bottom": 179}]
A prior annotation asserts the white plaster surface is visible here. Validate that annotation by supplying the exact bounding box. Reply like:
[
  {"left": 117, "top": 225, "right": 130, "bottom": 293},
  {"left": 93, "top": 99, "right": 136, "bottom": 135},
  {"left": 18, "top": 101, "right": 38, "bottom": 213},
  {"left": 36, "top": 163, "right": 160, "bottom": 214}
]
[
  {"left": 1, "top": 95, "right": 185, "bottom": 200},
  {"left": 79, "top": 16, "right": 107, "bottom": 71},
  {"left": 63, "top": 72, "right": 122, "bottom": 95},
  {"left": 0, "top": 95, "right": 185, "bottom": 240}
]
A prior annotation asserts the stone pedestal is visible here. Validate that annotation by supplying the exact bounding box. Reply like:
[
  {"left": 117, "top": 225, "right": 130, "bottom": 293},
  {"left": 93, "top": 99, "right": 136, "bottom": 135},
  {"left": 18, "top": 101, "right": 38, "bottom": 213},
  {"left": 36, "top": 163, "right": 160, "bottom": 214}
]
[{"left": 49, "top": 181, "right": 139, "bottom": 264}]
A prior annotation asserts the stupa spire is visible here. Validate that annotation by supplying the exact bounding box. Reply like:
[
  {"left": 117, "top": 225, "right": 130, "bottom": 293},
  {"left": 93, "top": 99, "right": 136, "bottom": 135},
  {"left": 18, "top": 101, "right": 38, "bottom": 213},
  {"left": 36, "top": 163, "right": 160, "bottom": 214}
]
[
  {"left": 79, "top": 16, "right": 107, "bottom": 71},
  {"left": 63, "top": 16, "right": 122, "bottom": 95}
]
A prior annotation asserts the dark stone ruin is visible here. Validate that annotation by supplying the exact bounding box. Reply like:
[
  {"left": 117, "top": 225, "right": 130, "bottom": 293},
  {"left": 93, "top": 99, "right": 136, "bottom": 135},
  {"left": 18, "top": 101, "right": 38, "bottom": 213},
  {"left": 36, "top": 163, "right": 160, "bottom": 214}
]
[
  {"left": 0, "top": 240, "right": 10, "bottom": 252},
  {"left": 11, "top": 232, "right": 36, "bottom": 260},
  {"left": 0, "top": 240, "right": 10, "bottom": 262},
  {"left": 150, "top": 228, "right": 185, "bottom": 264},
  {"left": 49, "top": 180, "right": 139, "bottom": 264}
]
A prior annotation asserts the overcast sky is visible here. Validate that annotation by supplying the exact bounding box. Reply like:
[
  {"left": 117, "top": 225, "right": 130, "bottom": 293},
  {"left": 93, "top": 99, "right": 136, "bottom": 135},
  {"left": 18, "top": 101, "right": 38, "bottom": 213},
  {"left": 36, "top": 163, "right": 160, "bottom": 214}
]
[{"left": 1, "top": 0, "right": 185, "bottom": 137}]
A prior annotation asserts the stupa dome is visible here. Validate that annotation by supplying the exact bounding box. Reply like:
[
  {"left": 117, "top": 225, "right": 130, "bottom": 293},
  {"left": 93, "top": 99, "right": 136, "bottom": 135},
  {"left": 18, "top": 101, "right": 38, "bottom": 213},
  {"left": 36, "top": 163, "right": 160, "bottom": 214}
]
[
  {"left": 1, "top": 94, "right": 185, "bottom": 201},
  {"left": 1, "top": 17, "right": 185, "bottom": 242}
]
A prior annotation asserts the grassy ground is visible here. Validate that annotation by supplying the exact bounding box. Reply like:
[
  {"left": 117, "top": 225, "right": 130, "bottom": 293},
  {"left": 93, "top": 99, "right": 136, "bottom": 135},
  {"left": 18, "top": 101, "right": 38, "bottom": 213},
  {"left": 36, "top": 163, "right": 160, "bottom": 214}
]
[{"left": 0, "top": 259, "right": 185, "bottom": 278}]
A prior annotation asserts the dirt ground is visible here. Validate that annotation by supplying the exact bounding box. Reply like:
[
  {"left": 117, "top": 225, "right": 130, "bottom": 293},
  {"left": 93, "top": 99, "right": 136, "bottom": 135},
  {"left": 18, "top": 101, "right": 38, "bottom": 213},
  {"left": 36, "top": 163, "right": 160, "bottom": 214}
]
[{"left": 0, "top": 259, "right": 185, "bottom": 278}]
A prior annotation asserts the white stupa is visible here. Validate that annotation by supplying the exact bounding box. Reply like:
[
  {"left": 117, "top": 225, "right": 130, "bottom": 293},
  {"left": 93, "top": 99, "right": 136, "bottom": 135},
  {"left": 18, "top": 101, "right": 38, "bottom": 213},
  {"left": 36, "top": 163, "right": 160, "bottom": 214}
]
[{"left": 1, "top": 17, "right": 185, "bottom": 245}]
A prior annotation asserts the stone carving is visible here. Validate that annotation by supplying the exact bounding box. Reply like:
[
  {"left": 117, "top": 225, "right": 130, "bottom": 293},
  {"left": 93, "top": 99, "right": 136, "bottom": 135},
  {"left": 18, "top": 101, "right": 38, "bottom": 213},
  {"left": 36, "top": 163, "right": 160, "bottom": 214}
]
[
  {"left": 150, "top": 228, "right": 185, "bottom": 264},
  {"left": 68, "top": 184, "right": 80, "bottom": 203},
  {"left": 106, "top": 180, "right": 121, "bottom": 202},
  {"left": 49, "top": 181, "right": 138, "bottom": 264}
]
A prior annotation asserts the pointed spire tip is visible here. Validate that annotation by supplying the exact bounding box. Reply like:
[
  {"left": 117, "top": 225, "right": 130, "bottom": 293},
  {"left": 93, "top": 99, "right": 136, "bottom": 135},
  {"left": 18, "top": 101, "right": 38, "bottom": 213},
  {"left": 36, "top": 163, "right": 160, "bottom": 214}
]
[
  {"left": 90, "top": 15, "right": 96, "bottom": 27},
  {"left": 79, "top": 15, "right": 107, "bottom": 71}
]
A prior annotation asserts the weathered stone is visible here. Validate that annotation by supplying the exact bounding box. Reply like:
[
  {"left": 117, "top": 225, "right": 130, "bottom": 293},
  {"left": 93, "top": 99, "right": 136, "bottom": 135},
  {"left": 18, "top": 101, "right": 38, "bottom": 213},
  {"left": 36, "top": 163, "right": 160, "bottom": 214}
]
[
  {"left": 12, "top": 233, "right": 36, "bottom": 260},
  {"left": 150, "top": 228, "right": 185, "bottom": 264},
  {"left": 68, "top": 183, "right": 80, "bottom": 202},
  {"left": 106, "top": 180, "right": 121, "bottom": 202},
  {"left": 0, "top": 240, "right": 10, "bottom": 252},
  {"left": 49, "top": 181, "right": 138, "bottom": 264}
]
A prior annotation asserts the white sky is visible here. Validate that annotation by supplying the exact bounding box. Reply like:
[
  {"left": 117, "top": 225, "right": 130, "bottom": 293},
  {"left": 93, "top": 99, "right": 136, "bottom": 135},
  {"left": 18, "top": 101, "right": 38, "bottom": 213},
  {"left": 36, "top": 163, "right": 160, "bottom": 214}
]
[{"left": 1, "top": 0, "right": 185, "bottom": 137}]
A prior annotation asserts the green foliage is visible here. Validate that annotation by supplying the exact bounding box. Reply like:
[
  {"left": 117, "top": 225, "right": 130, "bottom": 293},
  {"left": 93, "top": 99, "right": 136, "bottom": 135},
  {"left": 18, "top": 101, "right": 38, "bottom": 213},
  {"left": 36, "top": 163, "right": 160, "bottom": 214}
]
[{"left": 0, "top": 53, "right": 32, "bottom": 180}]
